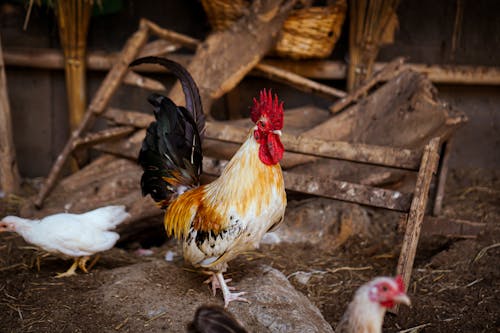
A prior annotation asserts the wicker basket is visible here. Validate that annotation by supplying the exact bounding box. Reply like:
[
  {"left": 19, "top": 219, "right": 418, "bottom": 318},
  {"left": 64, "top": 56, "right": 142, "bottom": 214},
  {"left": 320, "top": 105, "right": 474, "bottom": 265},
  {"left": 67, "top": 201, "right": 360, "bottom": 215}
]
[{"left": 201, "top": 0, "right": 347, "bottom": 59}]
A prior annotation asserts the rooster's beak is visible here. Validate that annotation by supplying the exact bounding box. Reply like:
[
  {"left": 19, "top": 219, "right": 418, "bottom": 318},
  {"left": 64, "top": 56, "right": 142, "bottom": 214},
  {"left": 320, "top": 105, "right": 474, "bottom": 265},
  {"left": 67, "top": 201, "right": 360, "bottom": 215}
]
[
  {"left": 272, "top": 130, "right": 282, "bottom": 136},
  {"left": 393, "top": 293, "right": 411, "bottom": 306}
]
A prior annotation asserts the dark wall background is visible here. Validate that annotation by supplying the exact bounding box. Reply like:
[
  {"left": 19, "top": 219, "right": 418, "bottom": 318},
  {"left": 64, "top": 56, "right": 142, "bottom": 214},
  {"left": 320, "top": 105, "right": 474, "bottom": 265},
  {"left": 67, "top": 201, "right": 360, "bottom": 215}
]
[{"left": 0, "top": 0, "right": 499, "bottom": 177}]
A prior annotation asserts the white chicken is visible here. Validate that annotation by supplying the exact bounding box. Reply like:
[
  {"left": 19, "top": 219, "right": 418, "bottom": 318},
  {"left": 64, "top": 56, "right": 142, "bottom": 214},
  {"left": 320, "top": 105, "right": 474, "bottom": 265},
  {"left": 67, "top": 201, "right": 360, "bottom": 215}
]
[
  {"left": 0, "top": 205, "right": 129, "bottom": 278},
  {"left": 336, "top": 275, "right": 411, "bottom": 333}
]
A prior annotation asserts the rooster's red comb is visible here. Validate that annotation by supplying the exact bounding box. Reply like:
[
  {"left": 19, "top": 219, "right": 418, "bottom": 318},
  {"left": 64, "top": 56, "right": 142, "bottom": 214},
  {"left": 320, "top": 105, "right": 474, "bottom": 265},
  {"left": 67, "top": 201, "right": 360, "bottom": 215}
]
[
  {"left": 395, "top": 275, "right": 405, "bottom": 292},
  {"left": 251, "top": 89, "right": 284, "bottom": 130}
]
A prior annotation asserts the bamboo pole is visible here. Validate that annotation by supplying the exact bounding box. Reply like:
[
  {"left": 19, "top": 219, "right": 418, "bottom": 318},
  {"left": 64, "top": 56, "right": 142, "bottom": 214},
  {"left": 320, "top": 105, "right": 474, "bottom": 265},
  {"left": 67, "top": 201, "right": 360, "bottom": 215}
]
[
  {"left": 348, "top": 0, "right": 400, "bottom": 91},
  {"left": 0, "top": 35, "right": 21, "bottom": 194},
  {"left": 34, "top": 20, "right": 150, "bottom": 208},
  {"left": 55, "top": 0, "right": 93, "bottom": 131}
]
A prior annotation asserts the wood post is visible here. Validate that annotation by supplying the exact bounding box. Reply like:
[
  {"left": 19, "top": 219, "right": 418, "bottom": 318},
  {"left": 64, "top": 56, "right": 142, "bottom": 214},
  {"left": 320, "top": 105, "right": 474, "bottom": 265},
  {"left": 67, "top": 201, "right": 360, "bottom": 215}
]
[
  {"left": 394, "top": 137, "right": 441, "bottom": 313},
  {"left": 0, "top": 35, "right": 21, "bottom": 194},
  {"left": 432, "top": 138, "right": 453, "bottom": 216}
]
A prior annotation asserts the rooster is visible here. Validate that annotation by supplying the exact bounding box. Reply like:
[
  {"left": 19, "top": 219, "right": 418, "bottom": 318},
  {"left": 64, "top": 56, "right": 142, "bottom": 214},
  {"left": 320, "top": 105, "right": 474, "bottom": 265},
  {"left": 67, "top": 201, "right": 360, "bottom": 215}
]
[
  {"left": 130, "top": 57, "right": 287, "bottom": 307},
  {"left": 0, "top": 205, "right": 130, "bottom": 278},
  {"left": 336, "top": 276, "right": 411, "bottom": 333}
]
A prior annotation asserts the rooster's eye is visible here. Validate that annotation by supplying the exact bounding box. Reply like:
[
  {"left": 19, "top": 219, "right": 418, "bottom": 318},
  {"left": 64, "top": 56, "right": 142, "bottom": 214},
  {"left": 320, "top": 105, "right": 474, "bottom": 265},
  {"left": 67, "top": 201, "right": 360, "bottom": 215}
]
[
  {"left": 257, "top": 120, "right": 265, "bottom": 128},
  {"left": 381, "top": 285, "right": 388, "bottom": 292}
]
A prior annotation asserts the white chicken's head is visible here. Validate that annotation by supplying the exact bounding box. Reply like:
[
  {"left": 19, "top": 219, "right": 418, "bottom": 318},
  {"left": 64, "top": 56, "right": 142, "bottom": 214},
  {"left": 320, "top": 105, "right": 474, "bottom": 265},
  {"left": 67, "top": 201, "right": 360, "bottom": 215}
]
[
  {"left": 0, "top": 216, "right": 22, "bottom": 232},
  {"left": 367, "top": 275, "right": 411, "bottom": 308}
]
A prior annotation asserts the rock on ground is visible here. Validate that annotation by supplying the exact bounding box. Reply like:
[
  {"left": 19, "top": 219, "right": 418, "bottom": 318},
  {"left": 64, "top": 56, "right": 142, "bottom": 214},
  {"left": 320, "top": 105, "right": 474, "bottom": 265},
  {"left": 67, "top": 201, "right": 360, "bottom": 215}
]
[{"left": 92, "top": 259, "right": 334, "bottom": 332}]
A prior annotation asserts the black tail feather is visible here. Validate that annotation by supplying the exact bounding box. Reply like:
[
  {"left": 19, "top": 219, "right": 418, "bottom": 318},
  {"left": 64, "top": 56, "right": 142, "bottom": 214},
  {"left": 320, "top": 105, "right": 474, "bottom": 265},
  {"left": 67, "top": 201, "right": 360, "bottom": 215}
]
[
  {"left": 131, "top": 57, "right": 205, "bottom": 207},
  {"left": 187, "top": 305, "right": 247, "bottom": 333},
  {"left": 130, "top": 56, "right": 205, "bottom": 137}
]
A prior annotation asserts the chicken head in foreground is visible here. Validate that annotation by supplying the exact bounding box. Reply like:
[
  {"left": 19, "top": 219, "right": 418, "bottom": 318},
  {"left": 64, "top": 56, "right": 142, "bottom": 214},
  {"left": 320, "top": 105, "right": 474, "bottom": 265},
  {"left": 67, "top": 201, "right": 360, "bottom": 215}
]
[
  {"left": 0, "top": 205, "right": 129, "bottom": 278},
  {"left": 336, "top": 276, "right": 411, "bottom": 333},
  {"left": 131, "top": 57, "right": 287, "bottom": 307}
]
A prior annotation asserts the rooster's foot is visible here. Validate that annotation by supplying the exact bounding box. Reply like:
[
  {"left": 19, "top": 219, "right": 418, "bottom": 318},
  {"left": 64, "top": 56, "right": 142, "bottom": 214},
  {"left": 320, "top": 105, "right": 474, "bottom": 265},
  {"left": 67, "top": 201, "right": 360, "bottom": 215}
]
[{"left": 204, "top": 272, "right": 249, "bottom": 307}]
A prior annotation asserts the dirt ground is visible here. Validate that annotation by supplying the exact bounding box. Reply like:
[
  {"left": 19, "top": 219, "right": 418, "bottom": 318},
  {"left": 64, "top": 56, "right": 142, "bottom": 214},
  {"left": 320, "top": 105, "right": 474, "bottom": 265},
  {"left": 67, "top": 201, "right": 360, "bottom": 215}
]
[{"left": 0, "top": 168, "right": 498, "bottom": 332}]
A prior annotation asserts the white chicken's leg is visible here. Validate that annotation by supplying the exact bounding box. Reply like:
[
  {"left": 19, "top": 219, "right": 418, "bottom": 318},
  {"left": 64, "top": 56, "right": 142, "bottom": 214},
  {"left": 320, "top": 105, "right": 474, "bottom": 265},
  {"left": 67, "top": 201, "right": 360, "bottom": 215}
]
[
  {"left": 55, "top": 259, "right": 78, "bottom": 278},
  {"left": 87, "top": 254, "right": 100, "bottom": 271},
  {"left": 205, "top": 272, "right": 249, "bottom": 307},
  {"left": 78, "top": 256, "right": 90, "bottom": 273}
]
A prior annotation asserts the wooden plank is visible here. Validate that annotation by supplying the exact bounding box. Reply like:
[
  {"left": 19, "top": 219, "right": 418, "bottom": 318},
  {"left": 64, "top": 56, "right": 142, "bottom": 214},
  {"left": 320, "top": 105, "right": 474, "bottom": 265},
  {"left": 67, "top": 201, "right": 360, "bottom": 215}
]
[
  {"left": 394, "top": 137, "right": 441, "bottom": 313},
  {"left": 203, "top": 157, "right": 413, "bottom": 211},
  {"left": 421, "top": 216, "right": 485, "bottom": 239},
  {"left": 73, "top": 126, "right": 135, "bottom": 149},
  {"left": 5, "top": 47, "right": 500, "bottom": 85},
  {"left": 0, "top": 35, "right": 21, "bottom": 194},
  {"left": 329, "top": 58, "right": 405, "bottom": 114},
  {"left": 282, "top": 172, "right": 412, "bottom": 211},
  {"left": 253, "top": 62, "right": 346, "bottom": 99},
  {"left": 123, "top": 71, "right": 167, "bottom": 91},
  {"left": 102, "top": 108, "right": 422, "bottom": 170}
]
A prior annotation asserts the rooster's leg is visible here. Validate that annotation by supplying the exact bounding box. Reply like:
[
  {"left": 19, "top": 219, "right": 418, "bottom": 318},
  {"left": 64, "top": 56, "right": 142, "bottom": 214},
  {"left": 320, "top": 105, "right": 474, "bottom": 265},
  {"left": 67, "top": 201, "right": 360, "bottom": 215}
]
[
  {"left": 203, "top": 272, "right": 234, "bottom": 296},
  {"left": 55, "top": 259, "right": 78, "bottom": 278},
  {"left": 207, "top": 272, "right": 249, "bottom": 308}
]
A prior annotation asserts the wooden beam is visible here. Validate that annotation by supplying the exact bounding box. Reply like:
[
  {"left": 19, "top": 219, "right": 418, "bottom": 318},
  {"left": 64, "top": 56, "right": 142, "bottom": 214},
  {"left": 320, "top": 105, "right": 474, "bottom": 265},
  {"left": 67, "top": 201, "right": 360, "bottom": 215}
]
[
  {"left": 0, "top": 35, "right": 21, "bottom": 194},
  {"left": 73, "top": 126, "right": 135, "bottom": 149},
  {"left": 102, "top": 108, "right": 422, "bottom": 170},
  {"left": 329, "top": 58, "right": 405, "bottom": 114},
  {"left": 253, "top": 62, "right": 346, "bottom": 99},
  {"left": 5, "top": 47, "right": 500, "bottom": 85},
  {"left": 421, "top": 216, "right": 485, "bottom": 239},
  {"left": 123, "top": 71, "right": 167, "bottom": 91},
  {"left": 206, "top": 121, "right": 421, "bottom": 170},
  {"left": 395, "top": 137, "right": 441, "bottom": 313},
  {"left": 202, "top": 157, "right": 411, "bottom": 211}
]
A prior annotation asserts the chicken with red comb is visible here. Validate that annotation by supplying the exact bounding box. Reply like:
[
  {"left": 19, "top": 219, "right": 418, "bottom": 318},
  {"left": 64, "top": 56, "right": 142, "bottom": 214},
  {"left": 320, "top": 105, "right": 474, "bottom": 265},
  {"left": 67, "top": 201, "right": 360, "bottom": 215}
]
[
  {"left": 132, "top": 56, "right": 287, "bottom": 308},
  {"left": 336, "top": 275, "right": 411, "bottom": 333}
]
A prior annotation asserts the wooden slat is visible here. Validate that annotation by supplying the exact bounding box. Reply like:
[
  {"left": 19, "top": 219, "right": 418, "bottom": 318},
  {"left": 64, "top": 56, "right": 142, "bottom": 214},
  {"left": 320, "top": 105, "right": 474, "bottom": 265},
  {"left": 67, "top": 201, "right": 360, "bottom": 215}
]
[
  {"left": 6, "top": 47, "right": 500, "bottom": 85},
  {"left": 202, "top": 157, "right": 413, "bottom": 211},
  {"left": 102, "top": 108, "right": 422, "bottom": 170},
  {"left": 73, "top": 126, "right": 135, "bottom": 149},
  {"left": 282, "top": 172, "right": 412, "bottom": 211},
  {"left": 206, "top": 122, "right": 421, "bottom": 170},
  {"left": 123, "top": 71, "right": 167, "bottom": 91},
  {"left": 394, "top": 137, "right": 441, "bottom": 313}
]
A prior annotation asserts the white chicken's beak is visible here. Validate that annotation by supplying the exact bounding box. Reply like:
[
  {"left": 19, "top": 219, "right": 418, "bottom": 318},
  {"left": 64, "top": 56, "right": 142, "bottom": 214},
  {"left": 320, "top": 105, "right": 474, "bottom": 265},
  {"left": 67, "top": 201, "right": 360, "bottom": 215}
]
[
  {"left": 272, "top": 130, "right": 282, "bottom": 136},
  {"left": 393, "top": 293, "right": 411, "bottom": 306}
]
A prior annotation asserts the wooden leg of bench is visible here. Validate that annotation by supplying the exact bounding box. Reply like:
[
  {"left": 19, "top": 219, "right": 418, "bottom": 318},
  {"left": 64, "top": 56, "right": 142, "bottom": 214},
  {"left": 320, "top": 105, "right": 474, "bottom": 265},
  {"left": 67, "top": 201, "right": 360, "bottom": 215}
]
[
  {"left": 393, "top": 137, "right": 441, "bottom": 314},
  {"left": 432, "top": 138, "right": 453, "bottom": 216}
]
